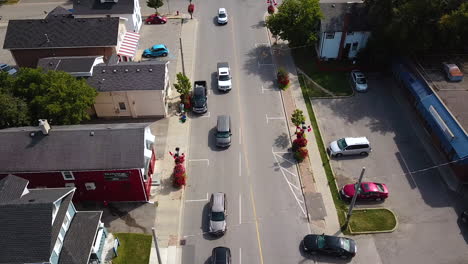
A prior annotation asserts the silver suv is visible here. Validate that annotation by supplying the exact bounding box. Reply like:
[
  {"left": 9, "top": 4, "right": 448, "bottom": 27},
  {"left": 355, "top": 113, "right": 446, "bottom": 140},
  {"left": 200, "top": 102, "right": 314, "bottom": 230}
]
[
  {"left": 209, "top": 192, "right": 227, "bottom": 235},
  {"left": 328, "top": 137, "right": 371, "bottom": 157}
]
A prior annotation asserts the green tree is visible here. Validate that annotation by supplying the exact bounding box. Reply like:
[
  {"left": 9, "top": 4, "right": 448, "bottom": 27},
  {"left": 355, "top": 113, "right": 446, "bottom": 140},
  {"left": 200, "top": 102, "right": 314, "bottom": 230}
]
[
  {"left": 173, "top": 72, "right": 192, "bottom": 97},
  {"left": 147, "top": 0, "right": 164, "bottom": 13},
  {"left": 291, "top": 109, "right": 305, "bottom": 127},
  {"left": 266, "top": 0, "right": 322, "bottom": 47},
  {"left": 0, "top": 73, "right": 30, "bottom": 128},
  {"left": 0, "top": 92, "right": 30, "bottom": 128},
  {"left": 10, "top": 68, "right": 97, "bottom": 125},
  {"left": 438, "top": 2, "right": 468, "bottom": 50}
]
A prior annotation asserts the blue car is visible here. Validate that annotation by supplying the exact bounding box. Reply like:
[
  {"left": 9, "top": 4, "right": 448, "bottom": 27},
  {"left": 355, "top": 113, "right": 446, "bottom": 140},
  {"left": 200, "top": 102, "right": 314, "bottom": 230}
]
[{"left": 143, "top": 44, "right": 169, "bottom": 58}]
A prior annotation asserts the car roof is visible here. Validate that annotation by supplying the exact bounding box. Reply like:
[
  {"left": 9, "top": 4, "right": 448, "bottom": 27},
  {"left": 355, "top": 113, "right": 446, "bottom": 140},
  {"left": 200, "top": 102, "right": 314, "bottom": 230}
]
[
  {"left": 0, "top": 64, "right": 8, "bottom": 68},
  {"left": 213, "top": 247, "right": 230, "bottom": 262},
  {"left": 152, "top": 44, "right": 166, "bottom": 49},
  {"left": 344, "top": 137, "right": 369, "bottom": 145},
  {"left": 219, "top": 8, "right": 226, "bottom": 13},
  {"left": 211, "top": 192, "right": 225, "bottom": 212},
  {"left": 361, "top": 182, "right": 380, "bottom": 192},
  {"left": 304, "top": 234, "right": 342, "bottom": 249}
]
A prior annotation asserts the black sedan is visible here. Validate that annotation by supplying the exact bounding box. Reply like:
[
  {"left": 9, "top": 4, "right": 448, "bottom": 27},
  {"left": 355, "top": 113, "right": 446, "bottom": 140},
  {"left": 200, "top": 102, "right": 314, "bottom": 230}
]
[{"left": 302, "top": 234, "right": 357, "bottom": 259}]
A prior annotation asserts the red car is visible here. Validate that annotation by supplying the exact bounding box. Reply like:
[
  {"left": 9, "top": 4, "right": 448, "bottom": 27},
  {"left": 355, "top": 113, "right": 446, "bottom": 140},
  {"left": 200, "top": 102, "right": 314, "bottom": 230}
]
[
  {"left": 340, "top": 182, "right": 389, "bottom": 201},
  {"left": 145, "top": 14, "right": 167, "bottom": 24}
]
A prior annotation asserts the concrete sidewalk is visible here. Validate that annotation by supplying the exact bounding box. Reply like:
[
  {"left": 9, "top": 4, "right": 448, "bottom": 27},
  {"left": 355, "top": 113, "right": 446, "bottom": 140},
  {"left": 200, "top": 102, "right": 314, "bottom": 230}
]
[
  {"left": 149, "top": 15, "right": 198, "bottom": 264},
  {"left": 265, "top": 30, "right": 342, "bottom": 235}
]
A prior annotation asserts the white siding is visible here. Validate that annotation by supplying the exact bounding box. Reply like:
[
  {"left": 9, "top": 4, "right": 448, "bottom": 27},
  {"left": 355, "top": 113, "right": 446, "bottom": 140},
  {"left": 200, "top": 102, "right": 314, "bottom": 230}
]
[
  {"left": 319, "top": 32, "right": 342, "bottom": 59},
  {"left": 344, "top": 31, "right": 370, "bottom": 58}
]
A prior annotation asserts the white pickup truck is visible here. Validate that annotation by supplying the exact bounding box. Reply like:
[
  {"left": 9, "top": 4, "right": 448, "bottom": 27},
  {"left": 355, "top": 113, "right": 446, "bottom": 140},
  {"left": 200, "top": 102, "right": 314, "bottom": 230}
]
[{"left": 217, "top": 62, "right": 232, "bottom": 92}]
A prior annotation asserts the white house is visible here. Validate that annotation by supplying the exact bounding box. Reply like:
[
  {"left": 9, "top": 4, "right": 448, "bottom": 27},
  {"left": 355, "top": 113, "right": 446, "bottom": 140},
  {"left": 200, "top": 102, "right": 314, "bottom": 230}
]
[
  {"left": 317, "top": 2, "right": 370, "bottom": 60},
  {"left": 73, "top": 0, "right": 143, "bottom": 33}
]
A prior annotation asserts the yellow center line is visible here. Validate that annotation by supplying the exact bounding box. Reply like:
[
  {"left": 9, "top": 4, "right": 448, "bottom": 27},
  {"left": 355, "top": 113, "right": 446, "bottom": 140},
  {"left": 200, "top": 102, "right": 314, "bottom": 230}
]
[
  {"left": 249, "top": 184, "right": 265, "bottom": 264},
  {"left": 230, "top": 15, "right": 265, "bottom": 264}
]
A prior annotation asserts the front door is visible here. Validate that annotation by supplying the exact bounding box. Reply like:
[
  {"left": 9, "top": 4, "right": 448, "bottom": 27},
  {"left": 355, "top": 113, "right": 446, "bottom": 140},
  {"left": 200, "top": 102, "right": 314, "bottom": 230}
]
[{"left": 343, "top": 43, "right": 351, "bottom": 60}]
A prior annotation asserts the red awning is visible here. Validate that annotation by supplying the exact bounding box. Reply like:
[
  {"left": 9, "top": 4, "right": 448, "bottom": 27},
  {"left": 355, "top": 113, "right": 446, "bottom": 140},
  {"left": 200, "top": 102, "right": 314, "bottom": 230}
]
[{"left": 118, "top": 31, "right": 140, "bottom": 58}]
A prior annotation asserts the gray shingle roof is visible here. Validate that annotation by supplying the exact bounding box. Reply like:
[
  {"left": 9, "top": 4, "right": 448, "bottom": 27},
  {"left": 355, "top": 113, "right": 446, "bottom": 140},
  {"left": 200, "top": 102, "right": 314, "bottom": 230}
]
[
  {"left": 87, "top": 61, "right": 168, "bottom": 92},
  {"left": 0, "top": 176, "right": 75, "bottom": 264},
  {"left": 59, "top": 211, "right": 103, "bottom": 264},
  {"left": 3, "top": 17, "right": 119, "bottom": 50},
  {"left": 46, "top": 6, "right": 73, "bottom": 19},
  {"left": 0, "top": 123, "right": 151, "bottom": 172},
  {"left": 0, "top": 175, "right": 28, "bottom": 203},
  {"left": 73, "top": 0, "right": 135, "bottom": 15},
  {"left": 37, "top": 56, "right": 103, "bottom": 77},
  {"left": 320, "top": 2, "right": 369, "bottom": 32}
]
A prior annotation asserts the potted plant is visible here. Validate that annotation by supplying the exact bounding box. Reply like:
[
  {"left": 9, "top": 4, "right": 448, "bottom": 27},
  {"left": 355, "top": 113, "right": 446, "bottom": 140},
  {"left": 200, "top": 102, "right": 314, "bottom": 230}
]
[
  {"left": 294, "top": 147, "right": 308, "bottom": 162},
  {"left": 277, "top": 67, "right": 290, "bottom": 90}
]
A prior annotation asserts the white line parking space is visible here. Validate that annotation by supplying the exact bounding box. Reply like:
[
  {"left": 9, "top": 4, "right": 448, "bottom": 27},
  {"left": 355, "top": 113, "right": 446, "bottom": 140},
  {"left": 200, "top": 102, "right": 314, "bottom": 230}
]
[
  {"left": 266, "top": 114, "right": 286, "bottom": 124},
  {"left": 188, "top": 159, "right": 210, "bottom": 166},
  {"left": 239, "top": 194, "right": 242, "bottom": 224},
  {"left": 185, "top": 193, "right": 209, "bottom": 203}
]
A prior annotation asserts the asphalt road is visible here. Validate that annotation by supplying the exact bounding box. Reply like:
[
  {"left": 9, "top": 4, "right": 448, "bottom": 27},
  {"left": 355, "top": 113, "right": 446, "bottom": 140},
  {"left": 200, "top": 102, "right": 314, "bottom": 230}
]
[{"left": 181, "top": 0, "right": 313, "bottom": 263}]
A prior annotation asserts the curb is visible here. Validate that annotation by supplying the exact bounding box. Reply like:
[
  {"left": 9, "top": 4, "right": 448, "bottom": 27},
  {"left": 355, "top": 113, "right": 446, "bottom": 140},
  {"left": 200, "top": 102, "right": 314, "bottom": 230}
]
[
  {"left": 263, "top": 12, "right": 311, "bottom": 224},
  {"left": 347, "top": 208, "right": 398, "bottom": 235}
]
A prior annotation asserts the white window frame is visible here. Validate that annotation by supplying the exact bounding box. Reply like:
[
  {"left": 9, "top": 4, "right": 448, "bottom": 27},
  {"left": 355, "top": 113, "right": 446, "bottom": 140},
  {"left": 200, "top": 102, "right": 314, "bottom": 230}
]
[
  {"left": 53, "top": 239, "right": 62, "bottom": 254},
  {"left": 326, "top": 32, "right": 335, "bottom": 39},
  {"left": 118, "top": 102, "right": 127, "bottom": 111},
  {"left": 61, "top": 171, "right": 75, "bottom": 181}
]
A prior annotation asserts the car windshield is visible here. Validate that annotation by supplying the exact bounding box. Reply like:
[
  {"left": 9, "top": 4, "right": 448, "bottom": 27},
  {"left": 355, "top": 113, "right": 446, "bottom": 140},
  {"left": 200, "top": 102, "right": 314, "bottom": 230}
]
[
  {"left": 217, "top": 131, "right": 230, "bottom": 138},
  {"left": 337, "top": 138, "right": 347, "bottom": 150},
  {"left": 375, "top": 183, "right": 384, "bottom": 192},
  {"left": 211, "top": 211, "right": 225, "bottom": 221},
  {"left": 1, "top": 65, "right": 11, "bottom": 71},
  {"left": 341, "top": 239, "right": 351, "bottom": 251},
  {"left": 219, "top": 75, "right": 230, "bottom": 81},
  {"left": 355, "top": 183, "right": 362, "bottom": 194},
  {"left": 219, "top": 13, "right": 226, "bottom": 18},
  {"left": 317, "top": 235, "right": 326, "bottom": 249},
  {"left": 356, "top": 77, "right": 367, "bottom": 84}
]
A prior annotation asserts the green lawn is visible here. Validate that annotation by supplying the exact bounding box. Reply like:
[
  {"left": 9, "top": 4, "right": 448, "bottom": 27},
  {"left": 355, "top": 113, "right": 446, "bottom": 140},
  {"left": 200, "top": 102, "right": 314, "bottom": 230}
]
[
  {"left": 0, "top": 0, "right": 20, "bottom": 4},
  {"left": 292, "top": 48, "right": 352, "bottom": 96},
  {"left": 298, "top": 73, "right": 329, "bottom": 98},
  {"left": 298, "top": 80, "right": 349, "bottom": 233},
  {"left": 349, "top": 209, "right": 397, "bottom": 233},
  {"left": 113, "top": 233, "right": 153, "bottom": 264}
]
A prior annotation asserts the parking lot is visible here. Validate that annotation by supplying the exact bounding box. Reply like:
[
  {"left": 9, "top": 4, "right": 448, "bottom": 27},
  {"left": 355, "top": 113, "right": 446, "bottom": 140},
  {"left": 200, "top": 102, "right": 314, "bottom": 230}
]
[
  {"left": 137, "top": 17, "right": 182, "bottom": 85},
  {"left": 312, "top": 76, "right": 468, "bottom": 263}
]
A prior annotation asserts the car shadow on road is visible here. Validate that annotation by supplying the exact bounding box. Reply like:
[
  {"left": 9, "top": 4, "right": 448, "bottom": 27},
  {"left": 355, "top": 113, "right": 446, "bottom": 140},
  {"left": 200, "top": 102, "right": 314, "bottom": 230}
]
[
  {"left": 298, "top": 242, "right": 353, "bottom": 263},
  {"left": 201, "top": 202, "right": 222, "bottom": 241}
]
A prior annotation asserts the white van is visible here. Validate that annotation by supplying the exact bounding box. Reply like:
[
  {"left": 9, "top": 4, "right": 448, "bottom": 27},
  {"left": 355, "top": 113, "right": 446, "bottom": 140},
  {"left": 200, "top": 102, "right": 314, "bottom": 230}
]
[{"left": 328, "top": 137, "right": 371, "bottom": 157}]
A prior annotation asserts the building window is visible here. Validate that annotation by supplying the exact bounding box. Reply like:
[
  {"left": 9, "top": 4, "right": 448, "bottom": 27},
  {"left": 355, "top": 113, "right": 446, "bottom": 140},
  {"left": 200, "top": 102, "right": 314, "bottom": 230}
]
[
  {"left": 326, "top": 32, "right": 335, "bottom": 39},
  {"left": 352, "top": 42, "right": 358, "bottom": 51},
  {"left": 146, "top": 140, "right": 154, "bottom": 150},
  {"left": 61, "top": 171, "right": 75, "bottom": 180},
  {"left": 53, "top": 239, "right": 62, "bottom": 254},
  {"left": 118, "top": 102, "right": 126, "bottom": 111},
  {"left": 347, "top": 32, "right": 354, "bottom": 35},
  {"left": 63, "top": 212, "right": 71, "bottom": 229}
]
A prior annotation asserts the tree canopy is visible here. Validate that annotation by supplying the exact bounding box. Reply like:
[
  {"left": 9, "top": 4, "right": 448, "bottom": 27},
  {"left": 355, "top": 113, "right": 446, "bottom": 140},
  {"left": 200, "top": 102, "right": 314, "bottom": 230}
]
[
  {"left": 266, "top": 0, "right": 322, "bottom": 47},
  {"left": 362, "top": 0, "right": 468, "bottom": 61},
  {"left": 173, "top": 72, "right": 192, "bottom": 96},
  {"left": 0, "top": 68, "right": 97, "bottom": 128},
  {"left": 147, "top": 0, "right": 164, "bottom": 13}
]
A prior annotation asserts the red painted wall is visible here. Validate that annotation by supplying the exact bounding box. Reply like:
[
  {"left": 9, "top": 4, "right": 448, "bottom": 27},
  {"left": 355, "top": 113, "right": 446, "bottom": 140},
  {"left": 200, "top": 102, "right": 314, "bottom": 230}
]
[{"left": 0, "top": 168, "right": 149, "bottom": 202}]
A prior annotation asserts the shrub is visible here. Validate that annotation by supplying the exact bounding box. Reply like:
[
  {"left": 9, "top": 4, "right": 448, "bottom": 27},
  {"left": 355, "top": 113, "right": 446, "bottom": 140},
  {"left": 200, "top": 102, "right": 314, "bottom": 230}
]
[
  {"left": 277, "top": 67, "right": 290, "bottom": 90},
  {"left": 292, "top": 137, "right": 308, "bottom": 151},
  {"left": 173, "top": 172, "right": 186, "bottom": 188},
  {"left": 294, "top": 147, "right": 308, "bottom": 162}
]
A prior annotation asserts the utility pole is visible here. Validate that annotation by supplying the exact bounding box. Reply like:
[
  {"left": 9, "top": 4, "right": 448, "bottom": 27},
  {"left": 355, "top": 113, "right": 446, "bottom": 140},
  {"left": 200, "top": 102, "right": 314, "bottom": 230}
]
[
  {"left": 343, "top": 167, "right": 366, "bottom": 229},
  {"left": 152, "top": 228, "right": 163, "bottom": 264}
]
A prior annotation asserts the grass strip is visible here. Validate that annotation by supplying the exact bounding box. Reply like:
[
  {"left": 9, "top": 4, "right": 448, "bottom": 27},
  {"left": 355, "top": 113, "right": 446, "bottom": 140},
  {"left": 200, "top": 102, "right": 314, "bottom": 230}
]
[
  {"left": 349, "top": 209, "right": 397, "bottom": 232},
  {"left": 113, "top": 233, "right": 153, "bottom": 264},
  {"left": 298, "top": 77, "right": 349, "bottom": 233}
]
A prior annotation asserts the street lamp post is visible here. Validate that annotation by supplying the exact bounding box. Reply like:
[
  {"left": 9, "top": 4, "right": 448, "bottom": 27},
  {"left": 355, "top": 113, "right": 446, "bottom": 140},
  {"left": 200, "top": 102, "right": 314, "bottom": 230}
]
[{"left": 343, "top": 167, "right": 366, "bottom": 229}]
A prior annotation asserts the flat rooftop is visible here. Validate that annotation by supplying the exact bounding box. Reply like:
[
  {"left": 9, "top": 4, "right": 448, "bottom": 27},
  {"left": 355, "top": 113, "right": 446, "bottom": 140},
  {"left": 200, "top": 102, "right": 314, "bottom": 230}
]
[{"left": 415, "top": 55, "right": 468, "bottom": 133}]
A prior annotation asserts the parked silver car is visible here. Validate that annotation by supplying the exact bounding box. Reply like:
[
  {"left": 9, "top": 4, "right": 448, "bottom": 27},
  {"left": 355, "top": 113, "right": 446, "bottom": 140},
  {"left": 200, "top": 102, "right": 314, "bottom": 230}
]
[{"left": 209, "top": 192, "right": 227, "bottom": 235}]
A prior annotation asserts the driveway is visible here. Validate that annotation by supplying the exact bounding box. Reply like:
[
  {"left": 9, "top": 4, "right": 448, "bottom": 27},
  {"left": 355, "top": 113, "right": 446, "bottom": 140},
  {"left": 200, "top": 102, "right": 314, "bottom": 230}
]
[{"left": 312, "top": 76, "right": 468, "bottom": 263}]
